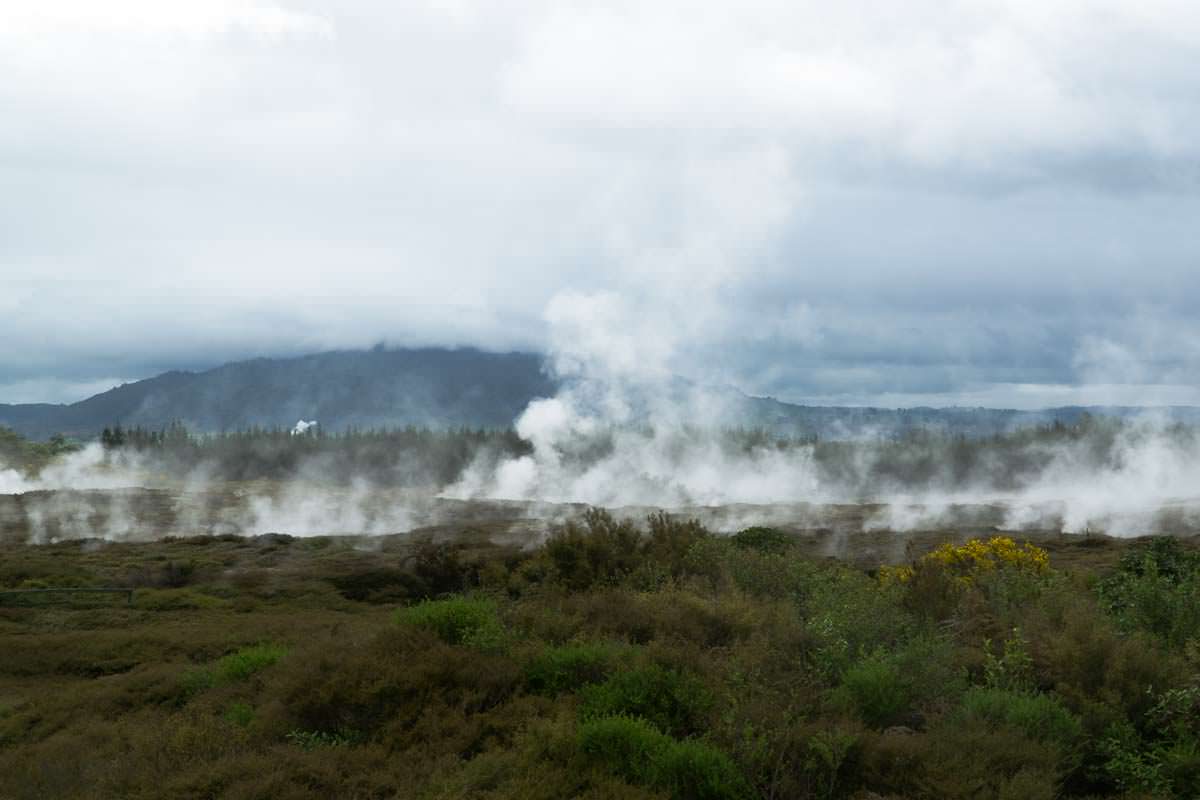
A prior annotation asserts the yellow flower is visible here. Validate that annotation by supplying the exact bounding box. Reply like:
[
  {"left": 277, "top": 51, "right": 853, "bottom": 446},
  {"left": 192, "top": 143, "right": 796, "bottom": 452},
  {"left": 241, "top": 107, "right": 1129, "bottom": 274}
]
[
  {"left": 877, "top": 564, "right": 915, "bottom": 585},
  {"left": 877, "top": 537, "right": 1049, "bottom": 586}
]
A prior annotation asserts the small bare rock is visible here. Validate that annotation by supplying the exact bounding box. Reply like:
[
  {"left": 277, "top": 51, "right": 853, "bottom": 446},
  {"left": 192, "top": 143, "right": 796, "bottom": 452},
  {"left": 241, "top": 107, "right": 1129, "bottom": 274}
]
[{"left": 882, "top": 725, "right": 916, "bottom": 736}]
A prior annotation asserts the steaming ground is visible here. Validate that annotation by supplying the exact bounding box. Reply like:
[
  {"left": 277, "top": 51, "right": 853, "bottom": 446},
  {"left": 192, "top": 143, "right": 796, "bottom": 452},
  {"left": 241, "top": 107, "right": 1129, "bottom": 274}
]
[
  {"left": 5, "top": 422, "right": 1200, "bottom": 545},
  {"left": 4, "top": 481, "right": 1200, "bottom": 554},
  {"left": 8, "top": 283, "right": 1200, "bottom": 543}
]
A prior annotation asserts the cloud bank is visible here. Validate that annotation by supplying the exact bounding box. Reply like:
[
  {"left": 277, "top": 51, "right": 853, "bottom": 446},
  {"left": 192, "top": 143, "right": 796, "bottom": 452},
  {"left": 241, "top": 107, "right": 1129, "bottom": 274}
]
[{"left": 2, "top": 1, "right": 1199, "bottom": 405}]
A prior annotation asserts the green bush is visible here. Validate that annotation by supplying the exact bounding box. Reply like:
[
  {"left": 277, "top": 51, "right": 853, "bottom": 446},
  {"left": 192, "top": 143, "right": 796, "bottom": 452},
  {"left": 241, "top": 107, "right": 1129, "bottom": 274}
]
[
  {"left": 524, "top": 642, "right": 616, "bottom": 695},
  {"left": 660, "top": 738, "right": 754, "bottom": 800},
  {"left": 982, "top": 628, "right": 1035, "bottom": 692},
  {"left": 897, "top": 559, "right": 965, "bottom": 622},
  {"left": 263, "top": 625, "right": 521, "bottom": 746},
  {"left": 1097, "top": 721, "right": 1174, "bottom": 797},
  {"left": 542, "top": 510, "right": 712, "bottom": 591},
  {"left": 396, "top": 595, "right": 504, "bottom": 649},
  {"left": 223, "top": 702, "right": 255, "bottom": 728},
  {"left": 578, "top": 715, "right": 672, "bottom": 786},
  {"left": 1034, "top": 597, "right": 1189, "bottom": 726},
  {"left": 328, "top": 568, "right": 424, "bottom": 603},
  {"left": 730, "top": 527, "right": 793, "bottom": 555},
  {"left": 831, "top": 635, "right": 964, "bottom": 729},
  {"left": 543, "top": 509, "right": 642, "bottom": 591},
  {"left": 901, "top": 717, "right": 1066, "bottom": 800},
  {"left": 1097, "top": 687, "right": 1200, "bottom": 798},
  {"left": 804, "top": 567, "right": 915, "bottom": 678},
  {"left": 179, "top": 643, "right": 286, "bottom": 699},
  {"left": 580, "top": 664, "right": 713, "bottom": 737},
  {"left": 1116, "top": 538, "right": 1200, "bottom": 583},
  {"left": 836, "top": 655, "right": 912, "bottom": 728},
  {"left": 960, "top": 687, "right": 1082, "bottom": 750},
  {"left": 179, "top": 666, "right": 216, "bottom": 698},
  {"left": 644, "top": 512, "right": 711, "bottom": 578},
  {"left": 578, "top": 715, "right": 750, "bottom": 800},
  {"left": 1097, "top": 538, "right": 1200, "bottom": 647},
  {"left": 214, "top": 643, "right": 287, "bottom": 682}
]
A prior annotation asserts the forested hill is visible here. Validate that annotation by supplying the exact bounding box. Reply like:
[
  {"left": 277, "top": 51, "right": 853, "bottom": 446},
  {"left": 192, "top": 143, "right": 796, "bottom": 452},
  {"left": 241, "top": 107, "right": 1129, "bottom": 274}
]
[
  {"left": 3, "top": 347, "right": 1200, "bottom": 440},
  {"left": 0, "top": 348, "right": 556, "bottom": 440}
]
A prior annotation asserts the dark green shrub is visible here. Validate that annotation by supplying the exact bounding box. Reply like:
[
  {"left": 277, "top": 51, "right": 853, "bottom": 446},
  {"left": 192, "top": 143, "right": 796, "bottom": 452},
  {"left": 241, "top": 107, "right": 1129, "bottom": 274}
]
[
  {"left": 265, "top": 625, "right": 521, "bottom": 743},
  {"left": 830, "top": 637, "right": 962, "bottom": 741},
  {"left": 539, "top": 510, "right": 715, "bottom": 590},
  {"left": 328, "top": 568, "right": 424, "bottom": 603},
  {"left": 875, "top": 716, "right": 1065, "bottom": 800},
  {"left": 1097, "top": 721, "right": 1175, "bottom": 797},
  {"left": 555, "top": 587, "right": 757, "bottom": 649},
  {"left": 973, "top": 564, "right": 1053, "bottom": 618},
  {"left": 683, "top": 533, "right": 820, "bottom": 600},
  {"left": 803, "top": 728, "right": 860, "bottom": 800},
  {"left": 659, "top": 738, "right": 754, "bottom": 800},
  {"left": 580, "top": 664, "right": 713, "bottom": 737},
  {"left": 396, "top": 595, "right": 503, "bottom": 649},
  {"left": 524, "top": 642, "right": 616, "bottom": 695},
  {"left": 410, "top": 541, "right": 471, "bottom": 597},
  {"left": 578, "top": 715, "right": 751, "bottom": 800},
  {"left": 835, "top": 655, "right": 911, "bottom": 728},
  {"left": 180, "top": 643, "right": 286, "bottom": 698},
  {"left": 543, "top": 509, "right": 642, "bottom": 591},
  {"left": 681, "top": 537, "right": 731, "bottom": 591},
  {"left": 578, "top": 715, "right": 672, "bottom": 786},
  {"left": 1097, "top": 687, "right": 1200, "bottom": 798},
  {"left": 214, "top": 643, "right": 287, "bottom": 682},
  {"left": 804, "top": 568, "right": 915, "bottom": 678},
  {"left": 644, "top": 512, "right": 711, "bottom": 577},
  {"left": 159, "top": 560, "right": 197, "bottom": 588},
  {"left": 730, "top": 548, "right": 821, "bottom": 601},
  {"left": 982, "top": 627, "right": 1035, "bottom": 692},
  {"left": 636, "top": 589, "right": 757, "bottom": 648},
  {"left": 223, "top": 702, "right": 255, "bottom": 728},
  {"left": 1158, "top": 739, "right": 1200, "bottom": 798},
  {"left": 960, "top": 687, "right": 1082, "bottom": 750},
  {"left": 1034, "top": 598, "right": 1188, "bottom": 725},
  {"left": 179, "top": 666, "right": 215, "bottom": 698},
  {"left": 1116, "top": 537, "right": 1200, "bottom": 582},
  {"left": 1097, "top": 537, "right": 1200, "bottom": 646},
  {"left": 898, "top": 559, "right": 965, "bottom": 622},
  {"left": 730, "top": 527, "right": 793, "bottom": 555}
]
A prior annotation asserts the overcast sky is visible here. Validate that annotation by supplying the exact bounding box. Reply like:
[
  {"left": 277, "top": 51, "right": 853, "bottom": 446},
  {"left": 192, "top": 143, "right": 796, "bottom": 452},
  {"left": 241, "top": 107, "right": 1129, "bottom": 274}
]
[{"left": 3, "top": 1, "right": 1199, "bottom": 407}]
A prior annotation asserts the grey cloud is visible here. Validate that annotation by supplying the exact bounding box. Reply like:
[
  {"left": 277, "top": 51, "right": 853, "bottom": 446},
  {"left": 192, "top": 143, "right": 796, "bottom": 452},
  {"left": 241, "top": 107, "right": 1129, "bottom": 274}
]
[{"left": 3, "top": 1, "right": 1200, "bottom": 406}]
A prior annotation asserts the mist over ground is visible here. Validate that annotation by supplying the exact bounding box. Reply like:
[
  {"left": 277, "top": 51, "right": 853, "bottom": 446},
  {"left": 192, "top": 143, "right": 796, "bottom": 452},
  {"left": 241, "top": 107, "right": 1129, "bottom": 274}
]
[{"left": 4, "top": 408, "right": 1200, "bottom": 543}]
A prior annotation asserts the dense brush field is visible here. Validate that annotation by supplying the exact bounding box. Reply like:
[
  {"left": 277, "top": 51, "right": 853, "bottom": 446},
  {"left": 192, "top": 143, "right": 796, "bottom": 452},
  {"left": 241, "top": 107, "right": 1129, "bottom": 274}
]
[{"left": 2, "top": 515, "right": 1199, "bottom": 799}]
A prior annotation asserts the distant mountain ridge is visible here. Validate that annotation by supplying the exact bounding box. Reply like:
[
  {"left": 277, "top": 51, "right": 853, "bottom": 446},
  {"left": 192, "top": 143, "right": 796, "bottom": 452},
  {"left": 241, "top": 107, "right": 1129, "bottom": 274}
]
[
  {"left": 0, "top": 348, "right": 556, "bottom": 440},
  {"left": 2, "top": 347, "right": 1199, "bottom": 440}
]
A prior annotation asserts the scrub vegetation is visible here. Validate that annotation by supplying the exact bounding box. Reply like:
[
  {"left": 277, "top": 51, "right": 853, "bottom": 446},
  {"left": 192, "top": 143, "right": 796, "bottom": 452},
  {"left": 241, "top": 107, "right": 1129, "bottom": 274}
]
[
  {"left": 0, "top": 427, "right": 79, "bottom": 474},
  {"left": 1, "top": 513, "right": 1198, "bottom": 799}
]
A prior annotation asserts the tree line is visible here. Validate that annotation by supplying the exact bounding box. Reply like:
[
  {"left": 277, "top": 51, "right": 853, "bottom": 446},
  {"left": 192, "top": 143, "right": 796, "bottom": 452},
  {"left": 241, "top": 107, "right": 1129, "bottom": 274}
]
[{"left": 97, "top": 422, "right": 532, "bottom": 485}]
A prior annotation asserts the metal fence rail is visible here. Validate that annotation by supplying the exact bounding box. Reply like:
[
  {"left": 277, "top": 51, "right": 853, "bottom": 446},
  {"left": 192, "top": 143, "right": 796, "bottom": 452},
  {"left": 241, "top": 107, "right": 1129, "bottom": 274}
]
[{"left": 0, "top": 588, "right": 135, "bottom": 606}]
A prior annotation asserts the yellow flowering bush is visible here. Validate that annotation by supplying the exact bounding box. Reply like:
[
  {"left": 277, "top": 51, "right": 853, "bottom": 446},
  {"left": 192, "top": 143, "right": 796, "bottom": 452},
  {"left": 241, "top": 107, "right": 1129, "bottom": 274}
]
[
  {"left": 880, "top": 536, "right": 1049, "bottom": 587},
  {"left": 876, "top": 564, "right": 915, "bottom": 586}
]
